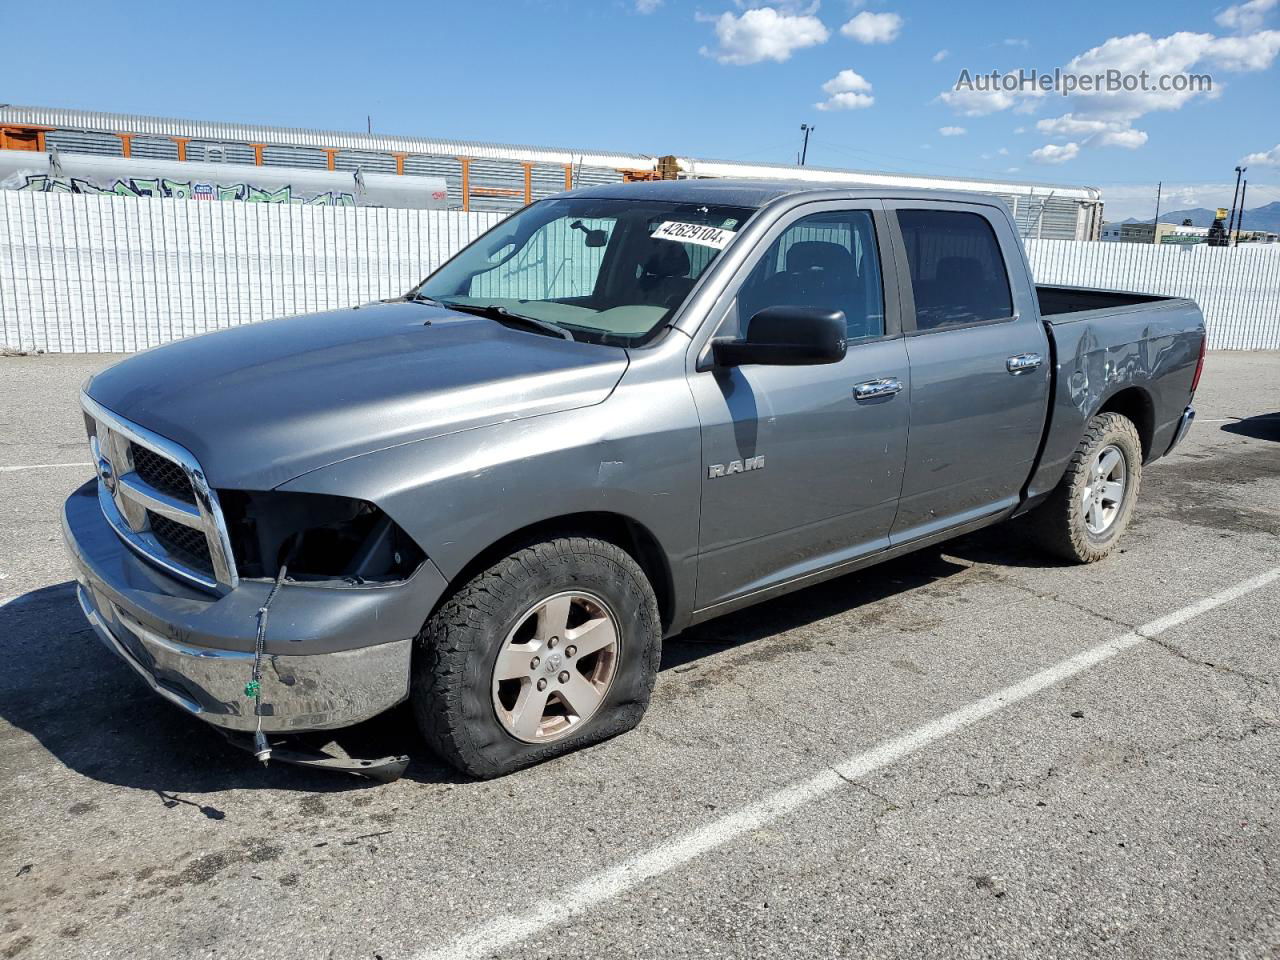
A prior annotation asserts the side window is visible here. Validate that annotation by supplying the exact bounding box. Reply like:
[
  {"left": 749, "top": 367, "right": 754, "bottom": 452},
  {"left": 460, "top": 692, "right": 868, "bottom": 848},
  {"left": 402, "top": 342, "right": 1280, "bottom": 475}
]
[
  {"left": 736, "top": 210, "right": 885, "bottom": 341},
  {"left": 896, "top": 209, "right": 1014, "bottom": 330}
]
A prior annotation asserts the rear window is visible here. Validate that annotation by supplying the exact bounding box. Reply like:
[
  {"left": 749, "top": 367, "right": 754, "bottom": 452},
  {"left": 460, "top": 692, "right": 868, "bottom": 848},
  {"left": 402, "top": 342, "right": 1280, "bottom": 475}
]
[{"left": 896, "top": 210, "right": 1014, "bottom": 330}]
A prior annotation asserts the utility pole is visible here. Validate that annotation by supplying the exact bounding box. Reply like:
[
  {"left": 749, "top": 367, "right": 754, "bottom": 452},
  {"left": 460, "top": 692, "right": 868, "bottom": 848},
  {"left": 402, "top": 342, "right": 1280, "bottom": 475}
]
[
  {"left": 1152, "top": 181, "right": 1162, "bottom": 243},
  {"left": 1227, "top": 165, "right": 1245, "bottom": 240},
  {"left": 1237, "top": 179, "right": 1248, "bottom": 244},
  {"left": 367, "top": 115, "right": 372, "bottom": 134},
  {"left": 799, "top": 123, "right": 814, "bottom": 166}
]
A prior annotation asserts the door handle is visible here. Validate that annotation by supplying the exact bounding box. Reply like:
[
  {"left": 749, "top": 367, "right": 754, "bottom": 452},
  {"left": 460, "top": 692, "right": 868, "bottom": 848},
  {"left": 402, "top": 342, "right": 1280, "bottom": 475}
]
[
  {"left": 853, "top": 377, "right": 903, "bottom": 401},
  {"left": 1006, "top": 353, "right": 1043, "bottom": 374}
]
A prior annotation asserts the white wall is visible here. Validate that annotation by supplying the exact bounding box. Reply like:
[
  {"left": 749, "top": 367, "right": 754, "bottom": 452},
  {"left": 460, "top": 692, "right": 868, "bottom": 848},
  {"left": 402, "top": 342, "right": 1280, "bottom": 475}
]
[
  {"left": 1025, "top": 238, "right": 1280, "bottom": 350},
  {"left": 0, "top": 190, "right": 500, "bottom": 353},
  {"left": 2, "top": 190, "right": 1278, "bottom": 352}
]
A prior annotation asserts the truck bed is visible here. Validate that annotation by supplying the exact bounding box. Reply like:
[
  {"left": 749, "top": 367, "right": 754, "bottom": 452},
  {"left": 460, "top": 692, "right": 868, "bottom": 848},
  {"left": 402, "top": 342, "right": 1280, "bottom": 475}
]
[{"left": 1036, "top": 284, "right": 1179, "bottom": 320}]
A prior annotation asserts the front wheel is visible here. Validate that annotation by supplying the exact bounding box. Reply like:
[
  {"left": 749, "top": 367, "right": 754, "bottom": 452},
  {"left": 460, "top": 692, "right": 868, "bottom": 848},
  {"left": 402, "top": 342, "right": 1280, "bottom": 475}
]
[
  {"left": 412, "top": 536, "right": 661, "bottom": 778},
  {"left": 1028, "top": 412, "right": 1143, "bottom": 563}
]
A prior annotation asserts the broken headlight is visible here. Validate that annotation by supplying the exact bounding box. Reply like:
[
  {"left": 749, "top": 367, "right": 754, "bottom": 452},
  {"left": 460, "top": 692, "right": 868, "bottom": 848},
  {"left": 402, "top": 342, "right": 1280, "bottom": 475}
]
[{"left": 219, "top": 491, "right": 425, "bottom": 584}]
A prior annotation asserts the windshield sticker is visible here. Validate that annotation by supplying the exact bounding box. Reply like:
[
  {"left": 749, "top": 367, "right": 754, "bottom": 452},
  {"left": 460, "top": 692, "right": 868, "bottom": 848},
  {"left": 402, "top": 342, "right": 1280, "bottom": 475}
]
[{"left": 651, "top": 221, "right": 736, "bottom": 250}]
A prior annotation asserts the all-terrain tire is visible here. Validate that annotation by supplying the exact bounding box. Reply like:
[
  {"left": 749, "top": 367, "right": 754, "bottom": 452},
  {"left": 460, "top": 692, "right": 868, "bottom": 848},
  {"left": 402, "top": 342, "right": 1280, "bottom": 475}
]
[
  {"left": 412, "top": 536, "right": 661, "bottom": 778},
  {"left": 1028, "top": 411, "right": 1143, "bottom": 563}
]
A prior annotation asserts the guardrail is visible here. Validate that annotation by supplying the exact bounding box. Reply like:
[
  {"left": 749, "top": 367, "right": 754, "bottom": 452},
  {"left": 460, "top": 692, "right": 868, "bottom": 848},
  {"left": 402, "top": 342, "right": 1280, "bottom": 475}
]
[{"left": 2, "top": 190, "right": 1278, "bottom": 352}]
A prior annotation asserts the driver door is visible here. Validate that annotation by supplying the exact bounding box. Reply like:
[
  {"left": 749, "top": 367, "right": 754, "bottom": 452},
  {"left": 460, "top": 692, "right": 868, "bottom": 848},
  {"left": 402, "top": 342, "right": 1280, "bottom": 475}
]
[{"left": 688, "top": 204, "right": 910, "bottom": 612}]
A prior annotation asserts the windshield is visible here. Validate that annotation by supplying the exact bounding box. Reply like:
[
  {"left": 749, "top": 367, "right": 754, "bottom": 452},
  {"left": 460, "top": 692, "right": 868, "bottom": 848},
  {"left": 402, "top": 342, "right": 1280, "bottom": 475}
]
[{"left": 412, "top": 197, "right": 755, "bottom": 346}]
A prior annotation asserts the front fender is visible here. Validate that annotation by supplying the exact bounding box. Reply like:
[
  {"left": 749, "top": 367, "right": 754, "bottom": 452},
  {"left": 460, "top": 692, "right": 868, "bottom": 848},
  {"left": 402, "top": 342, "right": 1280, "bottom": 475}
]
[{"left": 279, "top": 382, "right": 703, "bottom": 632}]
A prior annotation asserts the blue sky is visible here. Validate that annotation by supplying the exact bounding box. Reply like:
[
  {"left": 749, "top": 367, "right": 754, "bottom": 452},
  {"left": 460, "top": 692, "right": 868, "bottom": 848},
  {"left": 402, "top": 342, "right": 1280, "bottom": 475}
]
[{"left": 4, "top": 0, "right": 1278, "bottom": 219}]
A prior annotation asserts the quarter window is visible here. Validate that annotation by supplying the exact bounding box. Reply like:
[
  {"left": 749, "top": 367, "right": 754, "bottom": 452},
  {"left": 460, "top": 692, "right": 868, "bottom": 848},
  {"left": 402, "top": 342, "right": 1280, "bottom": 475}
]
[
  {"left": 896, "top": 209, "right": 1014, "bottom": 330},
  {"left": 737, "top": 210, "right": 885, "bottom": 341}
]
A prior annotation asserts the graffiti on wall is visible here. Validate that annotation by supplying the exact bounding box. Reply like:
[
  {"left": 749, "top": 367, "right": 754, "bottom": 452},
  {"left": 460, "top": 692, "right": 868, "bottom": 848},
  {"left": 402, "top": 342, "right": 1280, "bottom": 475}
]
[{"left": 13, "top": 174, "right": 357, "bottom": 205}]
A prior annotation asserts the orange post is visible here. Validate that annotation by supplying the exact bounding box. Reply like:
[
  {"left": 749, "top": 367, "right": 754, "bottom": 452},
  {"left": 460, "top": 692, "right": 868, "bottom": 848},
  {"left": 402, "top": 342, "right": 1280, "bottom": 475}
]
[
  {"left": 250, "top": 143, "right": 265, "bottom": 165},
  {"left": 393, "top": 153, "right": 407, "bottom": 175},
  {"left": 564, "top": 164, "right": 573, "bottom": 190},
  {"left": 323, "top": 148, "right": 338, "bottom": 171},
  {"left": 0, "top": 126, "right": 51, "bottom": 151},
  {"left": 117, "top": 133, "right": 133, "bottom": 158},
  {"left": 172, "top": 137, "right": 189, "bottom": 161},
  {"left": 522, "top": 162, "right": 533, "bottom": 204},
  {"left": 457, "top": 157, "right": 472, "bottom": 211}
]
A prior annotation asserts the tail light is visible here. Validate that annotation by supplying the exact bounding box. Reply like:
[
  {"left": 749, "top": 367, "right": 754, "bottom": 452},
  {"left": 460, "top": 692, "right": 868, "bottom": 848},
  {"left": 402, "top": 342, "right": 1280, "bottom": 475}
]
[{"left": 1190, "top": 334, "right": 1206, "bottom": 394}]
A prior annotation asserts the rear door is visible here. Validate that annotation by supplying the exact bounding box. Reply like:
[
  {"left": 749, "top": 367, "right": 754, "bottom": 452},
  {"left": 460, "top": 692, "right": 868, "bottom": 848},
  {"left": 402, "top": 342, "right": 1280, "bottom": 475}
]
[
  {"left": 884, "top": 201, "right": 1051, "bottom": 543},
  {"left": 688, "top": 202, "right": 910, "bottom": 611}
]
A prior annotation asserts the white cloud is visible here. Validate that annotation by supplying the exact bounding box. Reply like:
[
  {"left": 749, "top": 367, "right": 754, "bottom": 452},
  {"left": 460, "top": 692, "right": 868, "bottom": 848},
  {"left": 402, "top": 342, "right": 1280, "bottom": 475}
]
[
  {"left": 1216, "top": 0, "right": 1278, "bottom": 32},
  {"left": 936, "top": 86, "right": 1029, "bottom": 116},
  {"left": 932, "top": 48, "right": 949, "bottom": 62},
  {"left": 1061, "top": 31, "right": 1280, "bottom": 121},
  {"left": 816, "top": 69, "right": 875, "bottom": 110},
  {"left": 634, "top": 0, "right": 662, "bottom": 12},
  {"left": 1243, "top": 143, "right": 1280, "bottom": 165},
  {"left": 1004, "top": 37, "right": 1030, "bottom": 47},
  {"left": 841, "top": 11, "right": 903, "bottom": 44},
  {"left": 981, "top": 147, "right": 1010, "bottom": 159},
  {"left": 940, "top": 30, "right": 1280, "bottom": 125},
  {"left": 1006, "top": 166, "right": 1021, "bottom": 173},
  {"left": 1036, "top": 113, "right": 1149, "bottom": 149},
  {"left": 700, "top": 7, "right": 829, "bottom": 65},
  {"left": 943, "top": 28, "right": 1280, "bottom": 164},
  {"left": 1209, "top": 30, "right": 1280, "bottom": 69},
  {"left": 1030, "top": 142, "right": 1081, "bottom": 164},
  {"left": 939, "top": 125, "right": 967, "bottom": 136},
  {"left": 1097, "top": 127, "right": 1149, "bottom": 148}
]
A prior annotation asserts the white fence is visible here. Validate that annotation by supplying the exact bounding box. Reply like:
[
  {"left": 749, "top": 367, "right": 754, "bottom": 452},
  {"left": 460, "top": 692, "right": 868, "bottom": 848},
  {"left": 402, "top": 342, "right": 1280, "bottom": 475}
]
[
  {"left": 0, "top": 191, "right": 501, "bottom": 353},
  {"left": 1025, "top": 238, "right": 1280, "bottom": 350},
  {"left": 2, "top": 190, "right": 1279, "bottom": 352}
]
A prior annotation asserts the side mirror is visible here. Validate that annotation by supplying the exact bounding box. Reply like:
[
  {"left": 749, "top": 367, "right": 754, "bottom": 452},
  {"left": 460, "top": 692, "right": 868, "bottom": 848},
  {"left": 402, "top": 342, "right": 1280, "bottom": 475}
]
[{"left": 712, "top": 306, "right": 847, "bottom": 367}]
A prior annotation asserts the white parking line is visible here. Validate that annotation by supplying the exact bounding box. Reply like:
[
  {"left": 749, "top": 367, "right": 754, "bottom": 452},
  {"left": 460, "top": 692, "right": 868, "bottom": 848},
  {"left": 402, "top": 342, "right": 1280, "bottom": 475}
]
[
  {"left": 416, "top": 565, "right": 1280, "bottom": 960},
  {"left": 0, "top": 462, "right": 92, "bottom": 473}
]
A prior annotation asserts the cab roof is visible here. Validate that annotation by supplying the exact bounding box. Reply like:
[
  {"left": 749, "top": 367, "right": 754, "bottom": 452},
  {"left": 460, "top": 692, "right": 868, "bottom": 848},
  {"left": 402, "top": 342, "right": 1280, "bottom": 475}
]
[{"left": 559, "top": 178, "right": 1014, "bottom": 210}]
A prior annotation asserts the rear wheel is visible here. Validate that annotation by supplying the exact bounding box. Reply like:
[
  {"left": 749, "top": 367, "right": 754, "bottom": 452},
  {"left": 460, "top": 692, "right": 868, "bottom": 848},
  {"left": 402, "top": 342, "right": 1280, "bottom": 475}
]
[
  {"left": 412, "top": 536, "right": 661, "bottom": 778},
  {"left": 1028, "top": 412, "right": 1143, "bottom": 563}
]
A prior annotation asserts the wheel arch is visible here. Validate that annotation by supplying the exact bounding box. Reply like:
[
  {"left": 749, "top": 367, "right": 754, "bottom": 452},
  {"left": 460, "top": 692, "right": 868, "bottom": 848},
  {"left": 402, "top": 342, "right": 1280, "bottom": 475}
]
[
  {"left": 438, "top": 512, "right": 677, "bottom": 634},
  {"left": 1097, "top": 386, "right": 1156, "bottom": 461}
]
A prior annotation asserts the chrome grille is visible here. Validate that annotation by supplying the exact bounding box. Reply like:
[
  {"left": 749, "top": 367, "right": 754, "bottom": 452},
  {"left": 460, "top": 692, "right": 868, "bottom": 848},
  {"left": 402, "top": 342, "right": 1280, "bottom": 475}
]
[
  {"left": 132, "top": 445, "right": 196, "bottom": 504},
  {"left": 147, "top": 512, "right": 215, "bottom": 574},
  {"left": 81, "top": 393, "right": 238, "bottom": 593}
]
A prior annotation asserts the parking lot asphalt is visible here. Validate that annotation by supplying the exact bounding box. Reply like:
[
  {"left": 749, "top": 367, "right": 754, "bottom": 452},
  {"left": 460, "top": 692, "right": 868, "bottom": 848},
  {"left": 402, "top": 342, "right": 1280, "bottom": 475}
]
[{"left": 1, "top": 350, "right": 1278, "bottom": 960}]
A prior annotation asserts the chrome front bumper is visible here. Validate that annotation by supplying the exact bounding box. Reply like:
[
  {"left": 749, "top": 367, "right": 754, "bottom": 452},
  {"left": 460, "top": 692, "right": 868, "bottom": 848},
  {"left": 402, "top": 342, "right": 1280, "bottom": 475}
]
[
  {"left": 63, "top": 480, "right": 438, "bottom": 734},
  {"left": 75, "top": 581, "right": 412, "bottom": 732}
]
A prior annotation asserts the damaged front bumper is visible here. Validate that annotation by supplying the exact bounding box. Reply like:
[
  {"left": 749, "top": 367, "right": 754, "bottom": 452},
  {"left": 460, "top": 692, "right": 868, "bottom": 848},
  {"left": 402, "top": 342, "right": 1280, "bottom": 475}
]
[{"left": 63, "top": 480, "right": 444, "bottom": 733}]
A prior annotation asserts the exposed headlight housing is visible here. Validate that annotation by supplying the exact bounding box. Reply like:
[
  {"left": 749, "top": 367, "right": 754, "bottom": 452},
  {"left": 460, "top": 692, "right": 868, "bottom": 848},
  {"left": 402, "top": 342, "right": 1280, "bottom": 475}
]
[{"left": 219, "top": 491, "right": 425, "bottom": 584}]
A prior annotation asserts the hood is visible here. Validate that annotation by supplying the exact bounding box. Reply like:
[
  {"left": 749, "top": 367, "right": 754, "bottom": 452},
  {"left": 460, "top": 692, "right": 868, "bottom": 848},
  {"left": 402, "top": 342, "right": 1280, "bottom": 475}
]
[{"left": 85, "top": 301, "right": 629, "bottom": 490}]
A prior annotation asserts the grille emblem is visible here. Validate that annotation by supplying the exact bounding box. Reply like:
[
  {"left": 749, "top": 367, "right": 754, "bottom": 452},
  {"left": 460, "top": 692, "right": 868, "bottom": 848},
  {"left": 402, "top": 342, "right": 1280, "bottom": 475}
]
[{"left": 91, "top": 436, "right": 117, "bottom": 494}]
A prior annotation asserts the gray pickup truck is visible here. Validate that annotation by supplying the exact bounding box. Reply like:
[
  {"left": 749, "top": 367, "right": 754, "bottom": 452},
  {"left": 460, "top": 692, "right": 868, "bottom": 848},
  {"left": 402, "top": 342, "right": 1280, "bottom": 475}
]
[{"left": 63, "top": 180, "right": 1205, "bottom": 778}]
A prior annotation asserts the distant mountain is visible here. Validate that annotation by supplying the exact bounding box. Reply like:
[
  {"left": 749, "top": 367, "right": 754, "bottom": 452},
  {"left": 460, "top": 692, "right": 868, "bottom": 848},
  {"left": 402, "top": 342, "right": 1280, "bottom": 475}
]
[{"left": 1118, "top": 201, "right": 1280, "bottom": 233}]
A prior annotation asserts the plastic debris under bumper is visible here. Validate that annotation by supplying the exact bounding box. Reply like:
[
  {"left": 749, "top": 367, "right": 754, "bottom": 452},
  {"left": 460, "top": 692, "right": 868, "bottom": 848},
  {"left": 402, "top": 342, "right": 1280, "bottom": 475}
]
[{"left": 76, "top": 580, "right": 413, "bottom": 733}]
